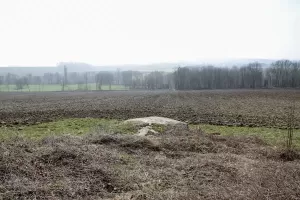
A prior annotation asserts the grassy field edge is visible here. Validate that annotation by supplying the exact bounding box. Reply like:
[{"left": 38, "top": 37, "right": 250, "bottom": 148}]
[{"left": 1, "top": 117, "right": 299, "bottom": 149}]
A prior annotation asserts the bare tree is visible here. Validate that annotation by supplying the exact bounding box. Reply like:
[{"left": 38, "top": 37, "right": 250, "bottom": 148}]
[
  {"left": 95, "top": 72, "right": 114, "bottom": 90},
  {"left": 106, "top": 73, "right": 113, "bottom": 90},
  {"left": 287, "top": 101, "right": 295, "bottom": 151},
  {"left": 33, "top": 76, "right": 42, "bottom": 91},
  {"left": 122, "top": 71, "right": 133, "bottom": 88},
  {"left": 62, "top": 66, "right": 68, "bottom": 91},
  {"left": 24, "top": 76, "right": 30, "bottom": 91},
  {"left": 84, "top": 72, "right": 89, "bottom": 91},
  {"left": 5, "top": 73, "right": 13, "bottom": 91},
  {"left": 77, "top": 80, "right": 85, "bottom": 91},
  {"left": 0, "top": 76, "right": 3, "bottom": 91},
  {"left": 15, "top": 77, "right": 26, "bottom": 91},
  {"left": 95, "top": 73, "right": 103, "bottom": 90},
  {"left": 116, "top": 68, "right": 121, "bottom": 85}
]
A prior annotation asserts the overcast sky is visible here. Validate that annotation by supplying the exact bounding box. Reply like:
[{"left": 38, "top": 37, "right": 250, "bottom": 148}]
[{"left": 0, "top": 0, "right": 299, "bottom": 66}]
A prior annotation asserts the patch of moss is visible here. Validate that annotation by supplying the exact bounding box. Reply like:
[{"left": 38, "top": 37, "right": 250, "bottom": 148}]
[
  {"left": 0, "top": 118, "right": 138, "bottom": 140},
  {"left": 112, "top": 123, "right": 139, "bottom": 135},
  {"left": 151, "top": 124, "right": 167, "bottom": 133}
]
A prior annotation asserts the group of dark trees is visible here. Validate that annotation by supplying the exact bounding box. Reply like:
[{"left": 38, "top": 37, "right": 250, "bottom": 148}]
[
  {"left": 1, "top": 60, "right": 300, "bottom": 91},
  {"left": 0, "top": 73, "right": 41, "bottom": 91},
  {"left": 121, "top": 71, "right": 171, "bottom": 89},
  {"left": 174, "top": 60, "right": 300, "bottom": 90}
]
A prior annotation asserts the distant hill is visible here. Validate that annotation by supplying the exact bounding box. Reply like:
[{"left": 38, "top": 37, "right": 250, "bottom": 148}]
[
  {"left": 184, "top": 58, "right": 276, "bottom": 67},
  {"left": 93, "top": 59, "right": 277, "bottom": 72},
  {"left": 0, "top": 59, "right": 280, "bottom": 76},
  {"left": 57, "top": 62, "right": 95, "bottom": 72},
  {"left": 0, "top": 66, "right": 57, "bottom": 76},
  {"left": 213, "top": 58, "right": 276, "bottom": 67},
  {"left": 93, "top": 63, "right": 178, "bottom": 72}
]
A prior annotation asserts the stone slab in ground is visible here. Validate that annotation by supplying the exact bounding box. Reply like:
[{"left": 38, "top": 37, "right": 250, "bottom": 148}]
[{"left": 124, "top": 116, "right": 188, "bottom": 136}]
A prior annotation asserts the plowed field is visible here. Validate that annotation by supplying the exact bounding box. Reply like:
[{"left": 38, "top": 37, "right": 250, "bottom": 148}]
[{"left": 0, "top": 90, "right": 299, "bottom": 128}]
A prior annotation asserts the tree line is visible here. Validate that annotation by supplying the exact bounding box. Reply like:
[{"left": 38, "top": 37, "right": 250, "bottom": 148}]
[
  {"left": 0, "top": 60, "right": 300, "bottom": 91},
  {"left": 174, "top": 60, "right": 300, "bottom": 90},
  {"left": 0, "top": 69, "right": 172, "bottom": 91}
]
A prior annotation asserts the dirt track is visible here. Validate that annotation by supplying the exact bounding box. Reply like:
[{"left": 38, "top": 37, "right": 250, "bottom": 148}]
[{"left": 0, "top": 89, "right": 299, "bottom": 128}]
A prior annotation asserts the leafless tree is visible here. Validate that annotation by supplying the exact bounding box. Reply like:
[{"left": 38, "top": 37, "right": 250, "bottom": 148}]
[
  {"left": 0, "top": 76, "right": 3, "bottom": 91},
  {"left": 84, "top": 72, "right": 89, "bottom": 91}
]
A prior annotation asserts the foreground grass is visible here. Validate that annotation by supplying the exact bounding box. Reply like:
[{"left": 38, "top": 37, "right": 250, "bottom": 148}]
[
  {"left": 0, "top": 118, "right": 138, "bottom": 140},
  {"left": 194, "top": 124, "right": 300, "bottom": 149},
  {"left": 1, "top": 124, "right": 300, "bottom": 199},
  {"left": 0, "top": 83, "right": 128, "bottom": 92}
]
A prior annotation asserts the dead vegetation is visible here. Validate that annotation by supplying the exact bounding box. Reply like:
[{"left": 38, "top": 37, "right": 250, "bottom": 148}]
[{"left": 1, "top": 128, "right": 300, "bottom": 199}]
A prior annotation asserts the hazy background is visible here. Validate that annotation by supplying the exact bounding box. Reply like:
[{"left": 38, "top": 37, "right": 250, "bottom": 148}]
[{"left": 0, "top": 0, "right": 299, "bottom": 67}]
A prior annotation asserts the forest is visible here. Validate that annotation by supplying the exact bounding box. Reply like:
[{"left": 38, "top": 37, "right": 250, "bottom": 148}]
[{"left": 174, "top": 60, "right": 300, "bottom": 89}]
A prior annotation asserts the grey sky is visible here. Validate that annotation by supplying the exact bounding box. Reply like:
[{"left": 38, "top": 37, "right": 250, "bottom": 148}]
[{"left": 0, "top": 0, "right": 299, "bottom": 66}]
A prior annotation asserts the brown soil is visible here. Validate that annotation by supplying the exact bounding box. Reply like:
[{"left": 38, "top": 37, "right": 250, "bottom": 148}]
[{"left": 0, "top": 90, "right": 300, "bottom": 128}]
